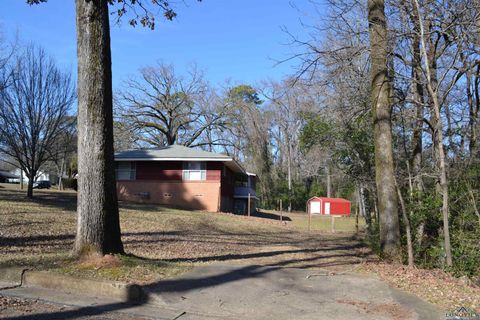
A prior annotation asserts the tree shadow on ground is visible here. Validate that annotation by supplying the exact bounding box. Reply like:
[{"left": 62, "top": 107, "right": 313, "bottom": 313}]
[
  {"left": 2, "top": 266, "right": 277, "bottom": 320},
  {"left": 127, "top": 242, "right": 366, "bottom": 263},
  {"left": 0, "top": 187, "right": 374, "bottom": 319},
  {"left": 0, "top": 188, "right": 77, "bottom": 212},
  {"left": 0, "top": 186, "right": 212, "bottom": 215},
  {"left": 0, "top": 234, "right": 75, "bottom": 247},
  {"left": 250, "top": 210, "right": 292, "bottom": 221},
  {"left": 229, "top": 210, "right": 292, "bottom": 222},
  {"left": 119, "top": 201, "right": 172, "bottom": 213},
  {"left": 1, "top": 249, "right": 372, "bottom": 320},
  {"left": 1, "top": 301, "right": 141, "bottom": 320}
]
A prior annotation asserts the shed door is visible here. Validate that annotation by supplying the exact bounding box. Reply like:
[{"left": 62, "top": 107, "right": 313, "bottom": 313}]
[
  {"left": 325, "top": 202, "right": 331, "bottom": 215},
  {"left": 310, "top": 201, "right": 321, "bottom": 214}
]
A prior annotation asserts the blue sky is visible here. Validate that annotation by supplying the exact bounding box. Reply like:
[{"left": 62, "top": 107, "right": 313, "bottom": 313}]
[{"left": 1, "top": 0, "right": 326, "bottom": 88}]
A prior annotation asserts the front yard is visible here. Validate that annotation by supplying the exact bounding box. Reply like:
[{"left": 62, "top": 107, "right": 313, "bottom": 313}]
[
  {"left": 1, "top": 183, "right": 478, "bottom": 312},
  {"left": 0, "top": 183, "right": 370, "bottom": 284}
]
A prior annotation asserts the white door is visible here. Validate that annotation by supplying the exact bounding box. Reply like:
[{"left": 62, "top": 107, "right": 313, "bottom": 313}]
[
  {"left": 325, "top": 202, "right": 331, "bottom": 215},
  {"left": 311, "top": 201, "right": 321, "bottom": 214}
]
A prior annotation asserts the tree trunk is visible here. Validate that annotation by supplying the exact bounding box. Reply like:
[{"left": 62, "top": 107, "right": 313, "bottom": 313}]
[
  {"left": 467, "top": 67, "right": 478, "bottom": 156},
  {"left": 412, "top": 0, "right": 452, "bottom": 266},
  {"left": 27, "top": 174, "right": 34, "bottom": 198},
  {"left": 326, "top": 163, "right": 332, "bottom": 198},
  {"left": 444, "top": 103, "right": 455, "bottom": 156},
  {"left": 473, "top": 65, "right": 480, "bottom": 158},
  {"left": 287, "top": 139, "right": 292, "bottom": 212},
  {"left": 368, "top": 0, "right": 401, "bottom": 261},
  {"left": 432, "top": 97, "right": 453, "bottom": 267},
  {"left": 360, "top": 185, "right": 373, "bottom": 232},
  {"left": 467, "top": 187, "right": 480, "bottom": 225},
  {"left": 410, "top": 15, "right": 424, "bottom": 192},
  {"left": 355, "top": 184, "right": 360, "bottom": 233},
  {"left": 74, "top": 0, "right": 124, "bottom": 256},
  {"left": 396, "top": 183, "right": 414, "bottom": 267},
  {"left": 56, "top": 157, "right": 65, "bottom": 191},
  {"left": 59, "top": 157, "right": 65, "bottom": 190}
]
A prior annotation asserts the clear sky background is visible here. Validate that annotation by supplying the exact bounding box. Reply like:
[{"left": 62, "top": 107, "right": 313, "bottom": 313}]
[{"left": 0, "top": 0, "right": 326, "bottom": 88}]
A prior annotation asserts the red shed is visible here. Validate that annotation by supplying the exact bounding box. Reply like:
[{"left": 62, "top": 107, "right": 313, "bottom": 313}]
[{"left": 307, "top": 197, "right": 351, "bottom": 216}]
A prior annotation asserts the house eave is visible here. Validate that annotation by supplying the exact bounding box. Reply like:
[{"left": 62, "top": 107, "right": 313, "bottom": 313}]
[
  {"left": 115, "top": 157, "right": 247, "bottom": 174},
  {"left": 115, "top": 157, "right": 230, "bottom": 162}
]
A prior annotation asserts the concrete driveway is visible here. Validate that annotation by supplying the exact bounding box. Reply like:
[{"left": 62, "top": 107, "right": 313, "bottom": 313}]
[
  {"left": 143, "top": 264, "right": 442, "bottom": 320},
  {"left": 0, "top": 264, "right": 443, "bottom": 320}
]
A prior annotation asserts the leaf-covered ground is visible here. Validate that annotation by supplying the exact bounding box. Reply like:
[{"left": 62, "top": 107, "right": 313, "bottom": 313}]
[
  {"left": 1, "top": 183, "right": 478, "bottom": 313},
  {"left": 0, "top": 184, "right": 371, "bottom": 283},
  {"left": 359, "top": 262, "right": 480, "bottom": 313}
]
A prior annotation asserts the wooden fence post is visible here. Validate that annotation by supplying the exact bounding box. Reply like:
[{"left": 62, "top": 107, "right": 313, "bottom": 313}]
[
  {"left": 247, "top": 193, "right": 251, "bottom": 217},
  {"left": 355, "top": 207, "right": 359, "bottom": 234},
  {"left": 308, "top": 204, "right": 311, "bottom": 232}
]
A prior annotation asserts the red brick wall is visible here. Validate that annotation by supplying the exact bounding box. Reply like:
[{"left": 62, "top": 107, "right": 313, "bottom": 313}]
[
  {"left": 116, "top": 161, "right": 236, "bottom": 212},
  {"left": 117, "top": 180, "right": 221, "bottom": 212},
  {"left": 136, "top": 161, "right": 182, "bottom": 180},
  {"left": 206, "top": 162, "right": 221, "bottom": 181},
  {"left": 131, "top": 161, "right": 222, "bottom": 181}
]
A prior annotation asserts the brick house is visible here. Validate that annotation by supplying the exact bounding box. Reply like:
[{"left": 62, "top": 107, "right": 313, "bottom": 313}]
[{"left": 115, "top": 145, "right": 257, "bottom": 213}]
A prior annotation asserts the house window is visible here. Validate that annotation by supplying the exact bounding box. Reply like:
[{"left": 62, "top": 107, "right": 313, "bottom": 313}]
[
  {"left": 183, "top": 161, "right": 206, "bottom": 181},
  {"left": 116, "top": 162, "right": 136, "bottom": 180}
]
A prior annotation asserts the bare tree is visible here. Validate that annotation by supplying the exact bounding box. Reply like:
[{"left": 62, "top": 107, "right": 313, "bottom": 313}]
[
  {"left": 0, "top": 45, "right": 75, "bottom": 197},
  {"left": 225, "top": 85, "right": 274, "bottom": 205},
  {"left": 113, "top": 119, "right": 138, "bottom": 151},
  {"left": 262, "top": 79, "right": 312, "bottom": 211},
  {"left": 281, "top": 0, "right": 378, "bottom": 224},
  {"left": 411, "top": 0, "right": 454, "bottom": 266},
  {"left": 0, "top": 29, "right": 17, "bottom": 107},
  {"left": 47, "top": 116, "right": 77, "bottom": 190},
  {"left": 118, "top": 63, "right": 228, "bottom": 148}
]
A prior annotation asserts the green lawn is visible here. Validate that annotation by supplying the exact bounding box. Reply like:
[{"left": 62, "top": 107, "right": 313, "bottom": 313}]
[{"left": 272, "top": 211, "right": 365, "bottom": 232}]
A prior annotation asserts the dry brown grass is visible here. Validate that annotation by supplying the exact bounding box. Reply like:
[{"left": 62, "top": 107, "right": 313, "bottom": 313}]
[
  {"left": 0, "top": 183, "right": 370, "bottom": 283},
  {"left": 3, "top": 183, "right": 477, "bottom": 313}
]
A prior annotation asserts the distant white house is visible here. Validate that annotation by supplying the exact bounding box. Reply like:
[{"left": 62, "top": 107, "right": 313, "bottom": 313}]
[
  {"left": 0, "top": 170, "right": 19, "bottom": 183},
  {"left": 10, "top": 168, "right": 50, "bottom": 183}
]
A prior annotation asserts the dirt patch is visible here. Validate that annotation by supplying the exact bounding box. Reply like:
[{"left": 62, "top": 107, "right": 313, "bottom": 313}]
[
  {"left": 336, "top": 299, "right": 415, "bottom": 320},
  {"left": 0, "top": 295, "right": 33, "bottom": 312},
  {"left": 78, "top": 254, "right": 122, "bottom": 269}
]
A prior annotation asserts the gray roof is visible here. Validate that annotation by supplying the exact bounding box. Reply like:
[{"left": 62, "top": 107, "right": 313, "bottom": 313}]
[
  {"left": 115, "top": 145, "right": 231, "bottom": 160},
  {"left": 0, "top": 170, "right": 19, "bottom": 179},
  {"left": 115, "top": 145, "right": 247, "bottom": 173}
]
